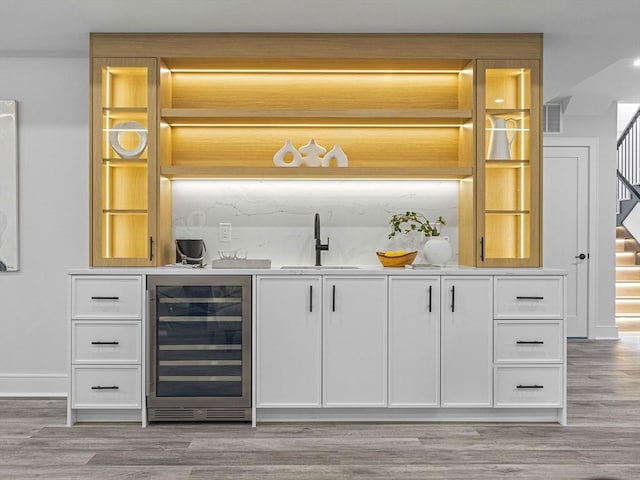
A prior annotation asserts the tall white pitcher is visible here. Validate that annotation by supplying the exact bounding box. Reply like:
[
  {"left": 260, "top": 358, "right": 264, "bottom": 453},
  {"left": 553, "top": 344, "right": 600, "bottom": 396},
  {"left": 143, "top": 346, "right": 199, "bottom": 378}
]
[{"left": 487, "top": 115, "right": 518, "bottom": 160}]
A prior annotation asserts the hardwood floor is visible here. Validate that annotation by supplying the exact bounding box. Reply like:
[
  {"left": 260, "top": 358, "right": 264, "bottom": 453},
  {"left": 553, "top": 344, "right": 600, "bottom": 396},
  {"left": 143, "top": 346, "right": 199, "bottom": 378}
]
[{"left": 2, "top": 336, "right": 639, "bottom": 479}]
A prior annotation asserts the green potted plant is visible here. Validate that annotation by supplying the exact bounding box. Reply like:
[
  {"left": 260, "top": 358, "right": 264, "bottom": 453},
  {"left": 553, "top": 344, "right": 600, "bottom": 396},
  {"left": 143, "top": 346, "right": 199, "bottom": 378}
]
[
  {"left": 388, "top": 211, "right": 445, "bottom": 239},
  {"left": 387, "top": 211, "right": 451, "bottom": 266}
]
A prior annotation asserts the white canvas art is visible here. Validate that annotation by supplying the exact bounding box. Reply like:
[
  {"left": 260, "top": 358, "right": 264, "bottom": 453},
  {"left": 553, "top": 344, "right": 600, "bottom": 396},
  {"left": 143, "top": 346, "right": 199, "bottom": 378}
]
[{"left": 0, "top": 100, "right": 18, "bottom": 271}]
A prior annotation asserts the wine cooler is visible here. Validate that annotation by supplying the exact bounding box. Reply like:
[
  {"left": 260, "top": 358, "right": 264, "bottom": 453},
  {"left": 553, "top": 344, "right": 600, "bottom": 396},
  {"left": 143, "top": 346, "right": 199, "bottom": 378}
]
[{"left": 146, "top": 275, "right": 251, "bottom": 421}]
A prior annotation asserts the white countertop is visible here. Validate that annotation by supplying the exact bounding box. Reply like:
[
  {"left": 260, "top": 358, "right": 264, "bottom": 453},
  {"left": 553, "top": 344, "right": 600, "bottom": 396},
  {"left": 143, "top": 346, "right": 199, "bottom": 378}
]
[{"left": 69, "top": 265, "right": 567, "bottom": 276}]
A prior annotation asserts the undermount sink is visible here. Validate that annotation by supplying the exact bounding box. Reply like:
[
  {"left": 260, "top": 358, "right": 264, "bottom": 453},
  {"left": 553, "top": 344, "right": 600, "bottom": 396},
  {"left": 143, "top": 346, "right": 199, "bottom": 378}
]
[{"left": 280, "top": 265, "right": 360, "bottom": 270}]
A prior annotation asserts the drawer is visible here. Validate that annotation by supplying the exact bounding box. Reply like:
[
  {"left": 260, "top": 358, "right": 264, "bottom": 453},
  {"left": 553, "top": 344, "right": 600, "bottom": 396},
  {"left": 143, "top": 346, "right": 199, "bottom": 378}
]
[
  {"left": 71, "top": 366, "right": 141, "bottom": 409},
  {"left": 72, "top": 321, "right": 141, "bottom": 364},
  {"left": 494, "top": 320, "right": 563, "bottom": 363},
  {"left": 494, "top": 277, "right": 563, "bottom": 319},
  {"left": 494, "top": 365, "right": 562, "bottom": 408},
  {"left": 71, "top": 276, "right": 142, "bottom": 320}
]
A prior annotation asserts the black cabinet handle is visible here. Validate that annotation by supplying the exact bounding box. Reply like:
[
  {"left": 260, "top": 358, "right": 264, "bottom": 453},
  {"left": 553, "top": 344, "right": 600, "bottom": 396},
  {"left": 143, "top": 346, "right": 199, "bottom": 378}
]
[
  {"left": 516, "top": 296, "right": 544, "bottom": 300},
  {"left": 91, "top": 341, "right": 120, "bottom": 345},
  {"left": 91, "top": 296, "right": 119, "bottom": 300},
  {"left": 575, "top": 253, "right": 587, "bottom": 260},
  {"left": 309, "top": 285, "right": 313, "bottom": 313},
  {"left": 480, "top": 237, "right": 485, "bottom": 262},
  {"left": 332, "top": 285, "right": 336, "bottom": 312},
  {"left": 451, "top": 285, "right": 455, "bottom": 313},
  {"left": 428, "top": 285, "right": 432, "bottom": 313},
  {"left": 516, "top": 384, "right": 544, "bottom": 389},
  {"left": 516, "top": 340, "right": 544, "bottom": 345},
  {"left": 149, "top": 236, "right": 154, "bottom": 261},
  {"left": 91, "top": 385, "right": 119, "bottom": 390}
]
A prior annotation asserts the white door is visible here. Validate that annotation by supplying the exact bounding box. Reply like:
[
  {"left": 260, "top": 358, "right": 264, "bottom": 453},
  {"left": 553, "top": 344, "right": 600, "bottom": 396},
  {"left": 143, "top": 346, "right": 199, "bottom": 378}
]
[
  {"left": 441, "top": 276, "right": 493, "bottom": 408},
  {"left": 323, "top": 276, "right": 387, "bottom": 407},
  {"left": 388, "top": 276, "right": 440, "bottom": 407},
  {"left": 543, "top": 146, "right": 589, "bottom": 337},
  {"left": 256, "top": 276, "right": 322, "bottom": 407}
]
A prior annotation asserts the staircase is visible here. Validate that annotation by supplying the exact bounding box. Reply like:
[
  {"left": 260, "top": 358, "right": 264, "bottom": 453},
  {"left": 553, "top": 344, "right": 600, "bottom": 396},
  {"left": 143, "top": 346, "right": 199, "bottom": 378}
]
[
  {"left": 615, "top": 226, "right": 640, "bottom": 332},
  {"left": 616, "top": 107, "right": 640, "bottom": 332}
]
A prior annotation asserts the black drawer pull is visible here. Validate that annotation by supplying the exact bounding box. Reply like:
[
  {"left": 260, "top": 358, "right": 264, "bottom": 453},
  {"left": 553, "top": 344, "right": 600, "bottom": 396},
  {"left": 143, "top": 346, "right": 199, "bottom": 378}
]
[
  {"left": 516, "top": 384, "right": 544, "bottom": 389},
  {"left": 451, "top": 285, "right": 455, "bottom": 312},
  {"left": 91, "top": 385, "right": 119, "bottom": 390},
  {"left": 309, "top": 285, "right": 313, "bottom": 313},
  {"left": 332, "top": 285, "right": 336, "bottom": 313},
  {"left": 516, "top": 296, "right": 544, "bottom": 300},
  {"left": 516, "top": 340, "right": 544, "bottom": 345},
  {"left": 91, "top": 341, "right": 120, "bottom": 345},
  {"left": 428, "top": 285, "right": 432, "bottom": 313},
  {"left": 91, "top": 296, "right": 119, "bottom": 300}
]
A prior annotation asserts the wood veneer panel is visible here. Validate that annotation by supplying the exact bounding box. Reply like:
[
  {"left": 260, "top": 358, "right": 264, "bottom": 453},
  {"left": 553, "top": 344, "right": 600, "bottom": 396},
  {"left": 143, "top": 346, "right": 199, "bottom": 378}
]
[{"left": 91, "top": 33, "right": 542, "bottom": 60}]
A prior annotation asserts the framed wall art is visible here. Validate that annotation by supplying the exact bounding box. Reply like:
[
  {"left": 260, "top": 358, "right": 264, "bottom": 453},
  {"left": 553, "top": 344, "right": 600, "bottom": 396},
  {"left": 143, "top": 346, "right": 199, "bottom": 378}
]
[{"left": 0, "top": 100, "right": 18, "bottom": 271}]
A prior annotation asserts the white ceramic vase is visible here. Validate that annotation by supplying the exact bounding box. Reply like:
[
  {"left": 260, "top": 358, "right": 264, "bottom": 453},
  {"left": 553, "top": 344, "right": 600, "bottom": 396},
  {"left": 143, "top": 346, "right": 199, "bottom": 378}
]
[
  {"left": 273, "top": 139, "right": 302, "bottom": 167},
  {"left": 299, "top": 139, "right": 326, "bottom": 167},
  {"left": 423, "top": 236, "right": 452, "bottom": 266},
  {"left": 321, "top": 144, "right": 348, "bottom": 167}
]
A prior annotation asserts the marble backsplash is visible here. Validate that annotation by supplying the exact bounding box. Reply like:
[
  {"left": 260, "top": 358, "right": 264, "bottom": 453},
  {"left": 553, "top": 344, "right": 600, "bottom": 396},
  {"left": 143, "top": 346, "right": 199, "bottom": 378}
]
[{"left": 172, "top": 180, "right": 459, "bottom": 266}]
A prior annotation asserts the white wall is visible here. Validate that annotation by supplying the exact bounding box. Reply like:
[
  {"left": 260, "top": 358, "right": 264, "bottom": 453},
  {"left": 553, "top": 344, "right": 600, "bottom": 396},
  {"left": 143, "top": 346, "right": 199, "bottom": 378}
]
[
  {"left": 0, "top": 57, "right": 88, "bottom": 395},
  {"left": 0, "top": 55, "right": 618, "bottom": 395},
  {"left": 549, "top": 103, "right": 618, "bottom": 338}
]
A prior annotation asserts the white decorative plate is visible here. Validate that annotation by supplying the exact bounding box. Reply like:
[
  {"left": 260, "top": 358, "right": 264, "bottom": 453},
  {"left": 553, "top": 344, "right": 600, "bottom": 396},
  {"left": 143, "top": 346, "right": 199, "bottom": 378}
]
[{"left": 109, "top": 121, "right": 148, "bottom": 159}]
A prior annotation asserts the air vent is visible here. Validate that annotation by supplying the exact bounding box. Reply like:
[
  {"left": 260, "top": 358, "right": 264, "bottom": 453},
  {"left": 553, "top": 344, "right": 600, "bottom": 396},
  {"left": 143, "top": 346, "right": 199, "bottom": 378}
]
[
  {"left": 543, "top": 103, "right": 562, "bottom": 134},
  {"left": 148, "top": 407, "right": 251, "bottom": 422},
  {"left": 149, "top": 408, "right": 195, "bottom": 421},
  {"left": 206, "top": 408, "right": 251, "bottom": 421}
]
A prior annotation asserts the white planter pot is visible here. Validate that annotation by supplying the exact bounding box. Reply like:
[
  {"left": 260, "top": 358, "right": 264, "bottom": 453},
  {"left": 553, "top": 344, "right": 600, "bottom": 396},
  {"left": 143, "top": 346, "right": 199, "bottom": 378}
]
[{"left": 423, "top": 236, "right": 452, "bottom": 266}]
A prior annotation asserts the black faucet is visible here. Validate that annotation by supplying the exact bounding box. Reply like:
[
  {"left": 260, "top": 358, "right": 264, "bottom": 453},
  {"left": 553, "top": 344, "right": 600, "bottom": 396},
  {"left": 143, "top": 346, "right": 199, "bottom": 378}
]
[{"left": 314, "top": 213, "right": 329, "bottom": 266}]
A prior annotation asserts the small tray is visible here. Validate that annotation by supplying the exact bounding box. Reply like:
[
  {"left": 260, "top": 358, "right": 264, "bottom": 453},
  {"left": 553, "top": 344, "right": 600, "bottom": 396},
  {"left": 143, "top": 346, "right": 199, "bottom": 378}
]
[
  {"left": 211, "top": 259, "right": 272, "bottom": 269},
  {"left": 404, "top": 264, "right": 442, "bottom": 269}
]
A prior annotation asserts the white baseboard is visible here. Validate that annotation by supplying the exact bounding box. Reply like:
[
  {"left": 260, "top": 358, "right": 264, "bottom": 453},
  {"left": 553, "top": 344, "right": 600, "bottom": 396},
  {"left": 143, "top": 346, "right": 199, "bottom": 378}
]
[
  {"left": 0, "top": 373, "right": 67, "bottom": 397},
  {"left": 593, "top": 324, "right": 620, "bottom": 340}
]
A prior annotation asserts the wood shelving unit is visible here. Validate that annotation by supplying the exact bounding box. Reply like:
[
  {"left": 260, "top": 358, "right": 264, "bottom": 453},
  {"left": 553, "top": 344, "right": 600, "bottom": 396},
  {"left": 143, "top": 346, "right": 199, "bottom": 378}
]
[{"left": 90, "top": 33, "right": 543, "bottom": 267}]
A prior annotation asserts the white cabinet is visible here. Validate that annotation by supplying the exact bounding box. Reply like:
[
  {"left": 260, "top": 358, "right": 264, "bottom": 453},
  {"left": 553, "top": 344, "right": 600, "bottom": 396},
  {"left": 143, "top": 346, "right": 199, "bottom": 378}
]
[
  {"left": 492, "top": 276, "right": 565, "bottom": 415},
  {"left": 68, "top": 274, "right": 144, "bottom": 425},
  {"left": 323, "top": 276, "right": 387, "bottom": 407},
  {"left": 494, "top": 277, "right": 563, "bottom": 319},
  {"left": 494, "top": 320, "right": 563, "bottom": 363},
  {"left": 256, "top": 276, "right": 322, "bottom": 408},
  {"left": 388, "top": 276, "right": 440, "bottom": 407},
  {"left": 441, "top": 276, "right": 493, "bottom": 408},
  {"left": 494, "top": 365, "right": 563, "bottom": 407},
  {"left": 256, "top": 275, "right": 387, "bottom": 409}
]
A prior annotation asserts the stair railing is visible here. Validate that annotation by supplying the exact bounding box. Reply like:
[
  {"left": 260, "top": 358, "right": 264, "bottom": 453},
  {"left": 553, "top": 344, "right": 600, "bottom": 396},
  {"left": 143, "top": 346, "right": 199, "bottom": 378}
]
[{"left": 617, "top": 106, "right": 640, "bottom": 206}]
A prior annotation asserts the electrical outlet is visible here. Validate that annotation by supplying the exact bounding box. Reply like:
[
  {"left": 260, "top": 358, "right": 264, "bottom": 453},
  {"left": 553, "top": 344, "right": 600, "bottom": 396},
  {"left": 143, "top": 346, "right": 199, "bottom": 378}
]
[{"left": 219, "top": 223, "right": 232, "bottom": 242}]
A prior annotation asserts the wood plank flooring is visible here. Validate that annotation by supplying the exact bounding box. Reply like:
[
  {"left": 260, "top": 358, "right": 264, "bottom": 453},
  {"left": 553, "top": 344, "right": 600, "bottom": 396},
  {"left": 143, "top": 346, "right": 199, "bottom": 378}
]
[{"left": 2, "top": 335, "right": 640, "bottom": 479}]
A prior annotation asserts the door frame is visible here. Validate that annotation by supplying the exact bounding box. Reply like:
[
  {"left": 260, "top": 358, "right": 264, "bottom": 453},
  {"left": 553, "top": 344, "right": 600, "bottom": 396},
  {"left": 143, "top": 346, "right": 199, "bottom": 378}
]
[{"left": 543, "top": 137, "right": 600, "bottom": 339}]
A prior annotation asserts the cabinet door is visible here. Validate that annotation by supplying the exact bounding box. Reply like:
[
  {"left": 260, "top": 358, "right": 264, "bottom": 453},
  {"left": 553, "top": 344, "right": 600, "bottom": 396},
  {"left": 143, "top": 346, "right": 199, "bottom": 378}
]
[
  {"left": 323, "top": 276, "right": 387, "bottom": 407},
  {"left": 388, "top": 276, "right": 440, "bottom": 407},
  {"left": 91, "top": 58, "right": 158, "bottom": 266},
  {"left": 257, "top": 276, "right": 322, "bottom": 408},
  {"left": 441, "top": 276, "right": 493, "bottom": 407},
  {"left": 477, "top": 60, "right": 541, "bottom": 267}
]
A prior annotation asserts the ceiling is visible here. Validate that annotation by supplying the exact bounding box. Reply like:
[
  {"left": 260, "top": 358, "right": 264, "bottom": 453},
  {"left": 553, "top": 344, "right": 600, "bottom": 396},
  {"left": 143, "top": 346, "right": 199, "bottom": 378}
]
[{"left": 4, "top": 0, "right": 640, "bottom": 114}]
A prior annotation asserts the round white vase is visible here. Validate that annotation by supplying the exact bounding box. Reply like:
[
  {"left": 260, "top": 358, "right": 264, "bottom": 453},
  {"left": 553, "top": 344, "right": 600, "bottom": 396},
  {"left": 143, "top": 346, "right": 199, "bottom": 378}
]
[{"left": 423, "top": 236, "right": 452, "bottom": 266}]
